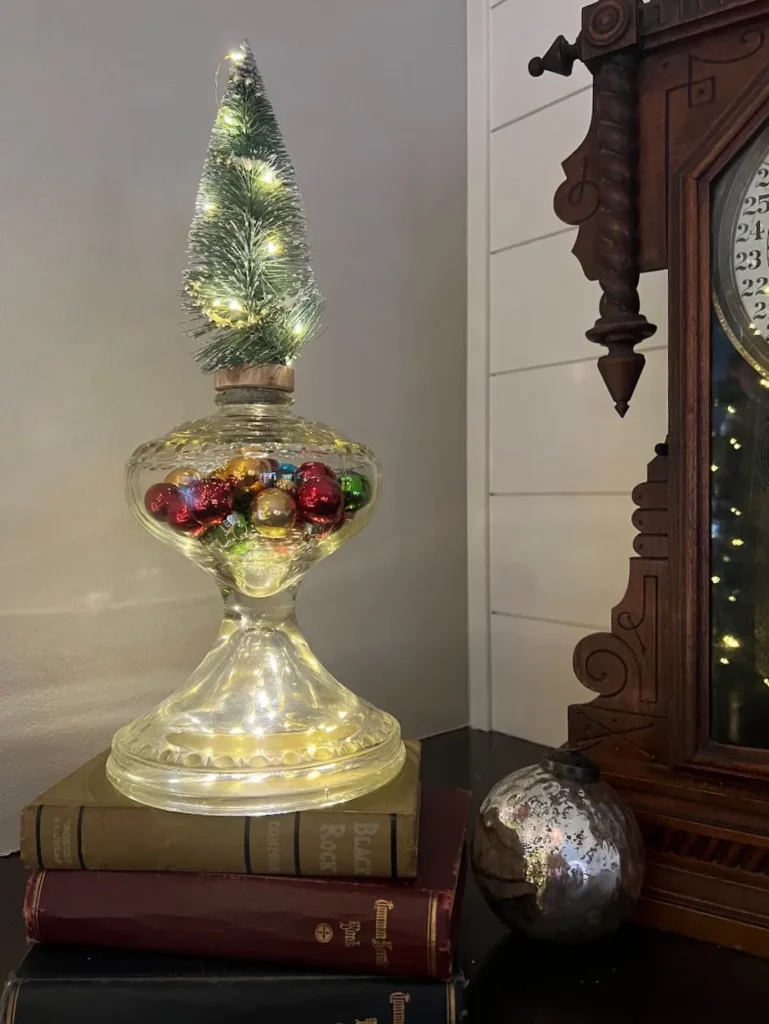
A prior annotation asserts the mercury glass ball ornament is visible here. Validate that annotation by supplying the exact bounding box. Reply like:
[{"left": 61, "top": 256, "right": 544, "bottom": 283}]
[
  {"left": 107, "top": 379, "right": 405, "bottom": 816},
  {"left": 471, "top": 750, "right": 644, "bottom": 942}
]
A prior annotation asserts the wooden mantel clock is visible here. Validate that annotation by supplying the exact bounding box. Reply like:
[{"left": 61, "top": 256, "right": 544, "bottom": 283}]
[{"left": 530, "top": 0, "right": 769, "bottom": 955}]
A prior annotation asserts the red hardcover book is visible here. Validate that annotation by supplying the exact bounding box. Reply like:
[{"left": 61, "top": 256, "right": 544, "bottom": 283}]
[{"left": 24, "top": 786, "right": 469, "bottom": 981}]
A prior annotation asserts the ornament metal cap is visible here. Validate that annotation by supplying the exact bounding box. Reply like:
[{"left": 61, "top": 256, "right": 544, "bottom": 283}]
[
  {"left": 213, "top": 364, "right": 295, "bottom": 392},
  {"left": 541, "top": 748, "right": 600, "bottom": 784}
]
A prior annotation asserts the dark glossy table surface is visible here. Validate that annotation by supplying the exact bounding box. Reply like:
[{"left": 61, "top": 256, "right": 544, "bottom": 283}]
[{"left": 3, "top": 727, "right": 769, "bottom": 1021}]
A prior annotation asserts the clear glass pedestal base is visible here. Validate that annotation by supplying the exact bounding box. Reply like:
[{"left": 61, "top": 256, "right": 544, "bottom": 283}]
[{"left": 107, "top": 589, "right": 405, "bottom": 815}]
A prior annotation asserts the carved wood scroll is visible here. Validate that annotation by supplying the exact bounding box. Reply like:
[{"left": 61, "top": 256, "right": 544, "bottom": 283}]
[{"left": 569, "top": 447, "right": 669, "bottom": 765}]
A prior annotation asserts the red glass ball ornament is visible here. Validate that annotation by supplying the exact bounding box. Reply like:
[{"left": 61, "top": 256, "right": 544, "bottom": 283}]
[
  {"left": 144, "top": 482, "right": 179, "bottom": 519},
  {"left": 297, "top": 476, "right": 343, "bottom": 524},
  {"left": 296, "top": 461, "right": 335, "bottom": 484},
  {"left": 308, "top": 504, "right": 346, "bottom": 539},
  {"left": 182, "top": 477, "right": 235, "bottom": 523},
  {"left": 166, "top": 493, "right": 196, "bottom": 530}
]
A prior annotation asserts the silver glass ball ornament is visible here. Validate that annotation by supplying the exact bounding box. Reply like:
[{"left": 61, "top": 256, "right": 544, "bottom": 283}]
[{"left": 471, "top": 749, "right": 644, "bottom": 942}]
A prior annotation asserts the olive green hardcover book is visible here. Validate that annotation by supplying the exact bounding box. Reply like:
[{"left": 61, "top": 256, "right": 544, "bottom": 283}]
[{"left": 20, "top": 742, "right": 420, "bottom": 879}]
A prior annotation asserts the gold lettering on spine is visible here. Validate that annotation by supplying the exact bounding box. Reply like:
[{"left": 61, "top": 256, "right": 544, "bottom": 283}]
[
  {"left": 51, "top": 814, "right": 73, "bottom": 867},
  {"left": 266, "top": 819, "right": 282, "bottom": 873},
  {"left": 389, "top": 992, "right": 411, "bottom": 1024},
  {"left": 52, "top": 815, "right": 61, "bottom": 865},
  {"left": 353, "top": 821, "right": 378, "bottom": 875},
  {"left": 372, "top": 898, "right": 394, "bottom": 966},
  {"left": 340, "top": 919, "right": 361, "bottom": 947},
  {"left": 319, "top": 823, "right": 345, "bottom": 874}
]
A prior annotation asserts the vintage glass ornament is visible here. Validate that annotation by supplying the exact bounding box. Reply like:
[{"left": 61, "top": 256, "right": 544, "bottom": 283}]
[
  {"left": 165, "top": 467, "right": 201, "bottom": 487},
  {"left": 471, "top": 750, "right": 644, "bottom": 942},
  {"left": 250, "top": 486, "right": 297, "bottom": 537},
  {"left": 296, "top": 476, "right": 343, "bottom": 525},
  {"left": 107, "top": 376, "right": 405, "bottom": 815},
  {"left": 340, "top": 471, "right": 371, "bottom": 513},
  {"left": 144, "top": 482, "right": 178, "bottom": 518}
]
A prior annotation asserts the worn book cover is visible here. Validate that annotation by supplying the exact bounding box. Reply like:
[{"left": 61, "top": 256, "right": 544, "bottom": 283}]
[
  {"left": 25, "top": 786, "right": 470, "bottom": 981},
  {"left": 20, "top": 741, "right": 420, "bottom": 878},
  {"left": 1, "top": 946, "right": 465, "bottom": 1024}
]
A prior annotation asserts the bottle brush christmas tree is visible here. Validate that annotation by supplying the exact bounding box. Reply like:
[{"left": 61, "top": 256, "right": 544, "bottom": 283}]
[
  {"left": 183, "top": 42, "right": 324, "bottom": 373},
  {"left": 107, "top": 42, "right": 405, "bottom": 816}
]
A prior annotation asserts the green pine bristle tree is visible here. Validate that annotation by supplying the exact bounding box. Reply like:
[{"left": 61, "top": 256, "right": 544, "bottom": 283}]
[{"left": 183, "top": 41, "right": 324, "bottom": 373}]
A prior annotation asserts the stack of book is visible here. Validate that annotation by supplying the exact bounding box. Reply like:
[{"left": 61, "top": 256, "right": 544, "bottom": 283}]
[{"left": 1, "top": 742, "right": 470, "bottom": 1023}]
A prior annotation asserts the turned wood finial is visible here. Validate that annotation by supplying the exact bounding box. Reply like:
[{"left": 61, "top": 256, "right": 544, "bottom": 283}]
[
  {"left": 585, "top": 48, "right": 656, "bottom": 416},
  {"left": 528, "top": 0, "right": 656, "bottom": 416},
  {"left": 528, "top": 36, "right": 580, "bottom": 79}
]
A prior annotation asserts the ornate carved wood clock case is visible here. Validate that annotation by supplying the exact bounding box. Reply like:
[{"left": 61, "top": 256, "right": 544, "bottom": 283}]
[{"left": 531, "top": 0, "right": 769, "bottom": 955}]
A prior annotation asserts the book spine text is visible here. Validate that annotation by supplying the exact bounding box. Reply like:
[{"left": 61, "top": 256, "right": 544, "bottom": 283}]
[
  {"left": 24, "top": 870, "right": 455, "bottom": 980},
  {"left": 20, "top": 805, "right": 417, "bottom": 878}
]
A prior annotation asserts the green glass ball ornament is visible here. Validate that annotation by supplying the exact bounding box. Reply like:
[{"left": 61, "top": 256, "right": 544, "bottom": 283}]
[
  {"left": 339, "top": 472, "right": 371, "bottom": 513},
  {"left": 203, "top": 510, "right": 249, "bottom": 548}
]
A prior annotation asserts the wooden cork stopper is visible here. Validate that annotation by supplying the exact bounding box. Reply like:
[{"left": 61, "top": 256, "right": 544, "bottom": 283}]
[{"left": 213, "top": 364, "right": 295, "bottom": 392}]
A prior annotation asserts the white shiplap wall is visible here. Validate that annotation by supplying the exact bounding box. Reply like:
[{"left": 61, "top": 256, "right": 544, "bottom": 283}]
[{"left": 468, "top": 0, "right": 669, "bottom": 744}]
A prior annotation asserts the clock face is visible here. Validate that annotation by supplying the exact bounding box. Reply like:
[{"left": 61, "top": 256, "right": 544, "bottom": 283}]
[
  {"left": 732, "top": 165, "right": 769, "bottom": 333},
  {"left": 714, "top": 125, "right": 769, "bottom": 377}
]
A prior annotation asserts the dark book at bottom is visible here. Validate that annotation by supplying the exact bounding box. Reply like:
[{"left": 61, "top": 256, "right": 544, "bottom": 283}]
[{"left": 1, "top": 945, "right": 465, "bottom": 1024}]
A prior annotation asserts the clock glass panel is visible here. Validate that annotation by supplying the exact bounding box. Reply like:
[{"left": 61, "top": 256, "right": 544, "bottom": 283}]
[{"left": 711, "top": 124, "right": 769, "bottom": 747}]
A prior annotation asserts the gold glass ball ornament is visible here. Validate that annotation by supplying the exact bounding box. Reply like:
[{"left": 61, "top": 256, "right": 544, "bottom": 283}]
[
  {"left": 225, "top": 455, "right": 270, "bottom": 493},
  {"left": 251, "top": 486, "right": 297, "bottom": 537},
  {"left": 275, "top": 476, "right": 298, "bottom": 495},
  {"left": 165, "top": 467, "right": 202, "bottom": 487}
]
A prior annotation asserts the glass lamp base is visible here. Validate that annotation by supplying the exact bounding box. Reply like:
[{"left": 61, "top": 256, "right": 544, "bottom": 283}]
[{"left": 107, "top": 589, "right": 406, "bottom": 815}]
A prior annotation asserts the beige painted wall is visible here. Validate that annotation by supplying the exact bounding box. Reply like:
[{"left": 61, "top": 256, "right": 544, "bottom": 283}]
[
  {"left": 0, "top": 0, "right": 467, "bottom": 851},
  {"left": 468, "top": 0, "right": 668, "bottom": 743}
]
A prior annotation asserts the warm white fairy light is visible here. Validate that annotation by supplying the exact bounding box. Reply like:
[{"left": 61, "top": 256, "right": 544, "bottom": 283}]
[
  {"left": 720, "top": 657, "right": 730, "bottom": 665},
  {"left": 731, "top": 538, "right": 745, "bottom": 547},
  {"left": 723, "top": 634, "right": 741, "bottom": 649},
  {"left": 228, "top": 298, "right": 243, "bottom": 311},
  {"left": 259, "top": 167, "right": 277, "bottom": 185},
  {"left": 727, "top": 405, "right": 736, "bottom": 414},
  {"left": 730, "top": 507, "right": 742, "bottom": 516},
  {"left": 728, "top": 595, "right": 737, "bottom": 603},
  {"left": 711, "top": 464, "right": 719, "bottom": 472},
  {"left": 228, "top": 49, "right": 245, "bottom": 62},
  {"left": 292, "top": 321, "right": 305, "bottom": 336},
  {"left": 711, "top": 575, "right": 721, "bottom": 584}
]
